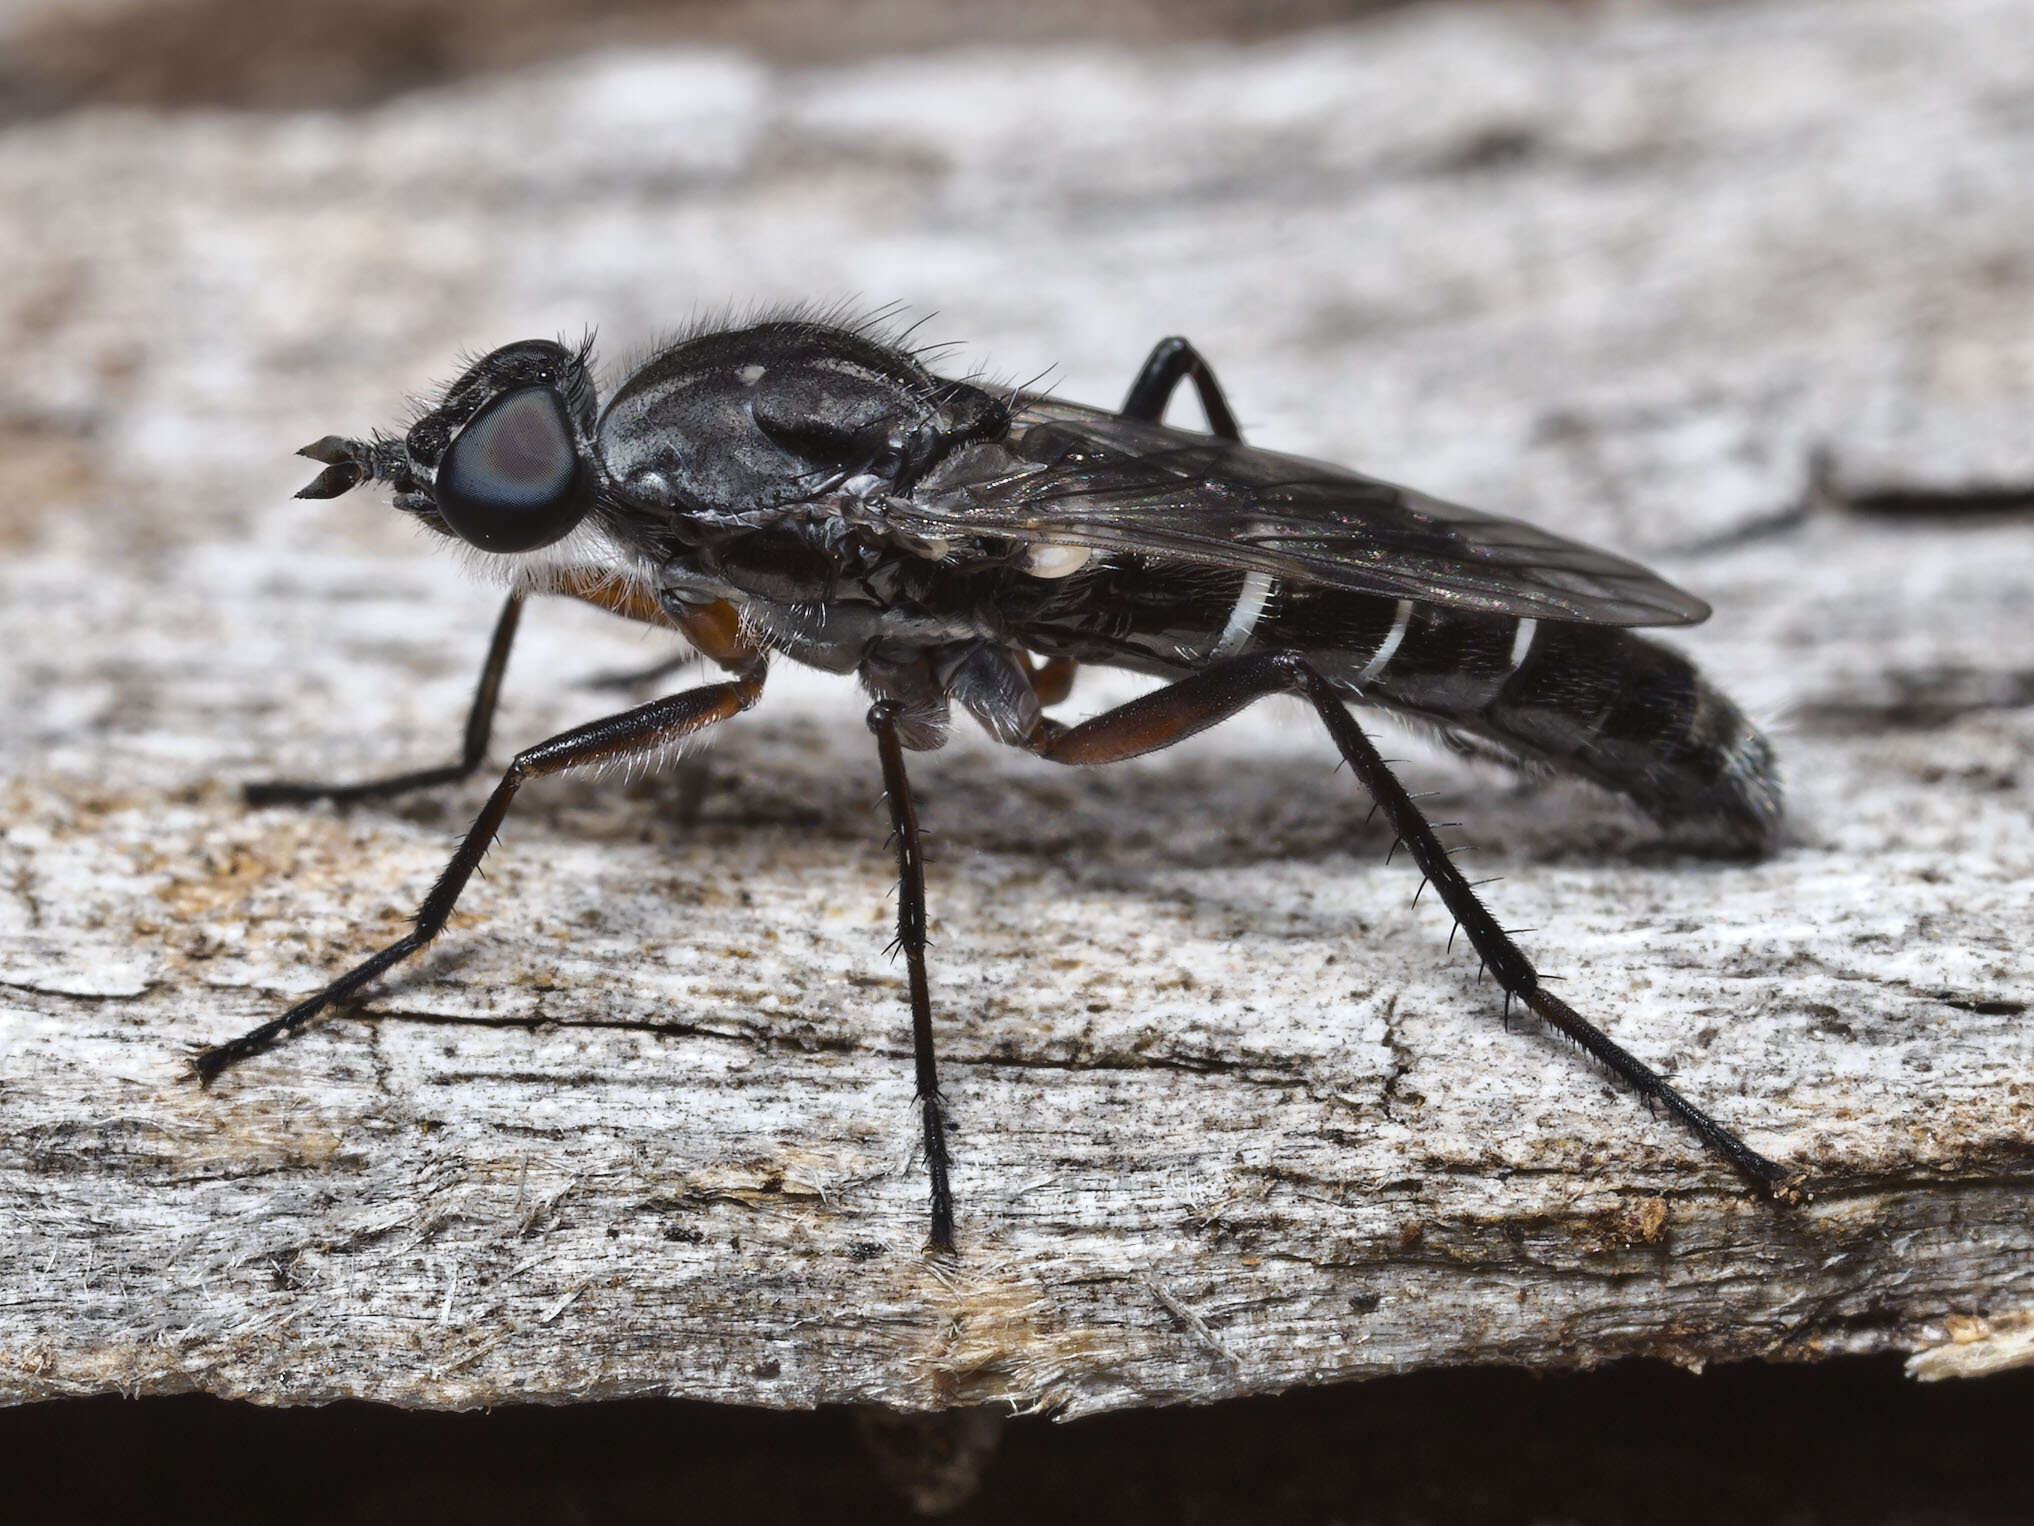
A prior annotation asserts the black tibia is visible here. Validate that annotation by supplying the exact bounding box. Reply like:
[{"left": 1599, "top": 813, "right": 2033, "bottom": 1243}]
[
  {"left": 245, "top": 592, "right": 525, "bottom": 807},
  {"left": 1120, "top": 336, "right": 1242, "bottom": 441},
  {"left": 868, "top": 701, "right": 957, "bottom": 1254},
  {"left": 196, "top": 672, "right": 765, "bottom": 1082},
  {"left": 1027, "top": 651, "right": 1801, "bottom": 1199}
]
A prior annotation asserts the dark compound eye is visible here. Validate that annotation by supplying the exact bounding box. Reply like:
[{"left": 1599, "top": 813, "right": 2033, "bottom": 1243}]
[{"left": 434, "top": 386, "right": 590, "bottom": 553}]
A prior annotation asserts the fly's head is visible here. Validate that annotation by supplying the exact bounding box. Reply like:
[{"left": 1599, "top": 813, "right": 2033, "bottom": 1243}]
[
  {"left": 296, "top": 338, "right": 604, "bottom": 558},
  {"left": 292, "top": 321, "right": 1009, "bottom": 598}
]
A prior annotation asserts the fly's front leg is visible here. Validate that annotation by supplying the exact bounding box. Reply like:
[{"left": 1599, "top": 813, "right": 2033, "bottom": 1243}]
[
  {"left": 575, "top": 648, "right": 716, "bottom": 823},
  {"left": 246, "top": 592, "right": 525, "bottom": 807},
  {"left": 1121, "top": 336, "right": 1242, "bottom": 441},
  {"left": 1025, "top": 653, "right": 1803, "bottom": 1200},
  {"left": 867, "top": 701, "right": 957, "bottom": 1254},
  {"left": 196, "top": 669, "right": 765, "bottom": 1081}
]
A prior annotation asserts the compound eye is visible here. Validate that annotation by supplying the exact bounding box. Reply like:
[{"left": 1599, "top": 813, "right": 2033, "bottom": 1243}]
[{"left": 435, "top": 386, "right": 589, "bottom": 553}]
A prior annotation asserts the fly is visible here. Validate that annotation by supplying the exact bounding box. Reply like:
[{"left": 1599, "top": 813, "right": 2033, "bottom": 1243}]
[{"left": 197, "top": 314, "right": 1804, "bottom": 1250}]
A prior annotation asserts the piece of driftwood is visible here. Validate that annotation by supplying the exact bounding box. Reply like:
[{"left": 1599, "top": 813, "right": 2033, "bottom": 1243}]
[{"left": 1, "top": 0, "right": 2030, "bottom": 1417}]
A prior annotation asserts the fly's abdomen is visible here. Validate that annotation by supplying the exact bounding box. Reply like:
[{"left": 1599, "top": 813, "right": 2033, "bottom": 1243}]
[
  {"left": 1020, "top": 562, "right": 1778, "bottom": 852},
  {"left": 1253, "top": 584, "right": 1781, "bottom": 853}
]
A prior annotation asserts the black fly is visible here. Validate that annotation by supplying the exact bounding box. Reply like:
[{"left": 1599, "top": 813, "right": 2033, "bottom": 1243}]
[{"left": 199, "top": 314, "right": 1803, "bottom": 1249}]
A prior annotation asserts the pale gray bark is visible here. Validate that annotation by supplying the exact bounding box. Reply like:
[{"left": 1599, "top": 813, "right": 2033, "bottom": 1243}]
[{"left": 1, "top": 0, "right": 2030, "bottom": 1417}]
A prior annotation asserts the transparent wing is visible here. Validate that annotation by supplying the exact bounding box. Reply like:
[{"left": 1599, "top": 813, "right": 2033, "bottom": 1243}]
[{"left": 894, "top": 397, "right": 1708, "bottom": 627}]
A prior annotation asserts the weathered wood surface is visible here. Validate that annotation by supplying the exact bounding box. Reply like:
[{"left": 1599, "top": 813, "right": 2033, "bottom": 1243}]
[{"left": 1, "top": 0, "right": 2031, "bottom": 1417}]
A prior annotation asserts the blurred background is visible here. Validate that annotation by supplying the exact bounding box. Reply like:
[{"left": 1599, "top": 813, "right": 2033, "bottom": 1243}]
[{"left": 3, "top": 0, "right": 2031, "bottom": 1519}]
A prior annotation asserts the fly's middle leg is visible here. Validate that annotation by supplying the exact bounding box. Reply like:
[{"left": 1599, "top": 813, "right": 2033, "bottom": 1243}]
[
  {"left": 1023, "top": 652, "right": 1804, "bottom": 1201},
  {"left": 868, "top": 701, "right": 957, "bottom": 1254},
  {"left": 245, "top": 591, "right": 525, "bottom": 807}
]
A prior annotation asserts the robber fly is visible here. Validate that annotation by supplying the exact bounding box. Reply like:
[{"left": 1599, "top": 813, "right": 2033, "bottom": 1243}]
[{"left": 198, "top": 313, "right": 1802, "bottom": 1250}]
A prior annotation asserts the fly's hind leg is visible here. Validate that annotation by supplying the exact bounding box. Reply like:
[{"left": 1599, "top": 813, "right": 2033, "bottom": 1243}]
[
  {"left": 1022, "top": 653, "right": 1078, "bottom": 709},
  {"left": 1022, "top": 653, "right": 1803, "bottom": 1200},
  {"left": 197, "top": 669, "right": 765, "bottom": 1080},
  {"left": 868, "top": 701, "right": 957, "bottom": 1254},
  {"left": 246, "top": 592, "right": 525, "bottom": 807},
  {"left": 1121, "top": 336, "right": 1242, "bottom": 441}
]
